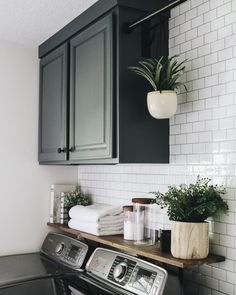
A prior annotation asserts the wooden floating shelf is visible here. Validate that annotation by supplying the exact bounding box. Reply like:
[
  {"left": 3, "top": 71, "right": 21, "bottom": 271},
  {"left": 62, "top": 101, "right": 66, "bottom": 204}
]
[{"left": 47, "top": 223, "right": 225, "bottom": 269}]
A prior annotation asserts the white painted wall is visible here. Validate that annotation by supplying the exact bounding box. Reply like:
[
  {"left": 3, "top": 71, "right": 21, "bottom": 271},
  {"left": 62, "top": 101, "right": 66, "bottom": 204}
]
[
  {"left": 0, "top": 41, "right": 77, "bottom": 256},
  {"left": 78, "top": 1, "right": 236, "bottom": 294}
]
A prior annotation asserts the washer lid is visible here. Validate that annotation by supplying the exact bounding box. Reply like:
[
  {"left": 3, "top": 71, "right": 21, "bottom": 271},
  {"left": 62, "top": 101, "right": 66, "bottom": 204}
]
[
  {"left": 0, "top": 277, "right": 64, "bottom": 295},
  {"left": 0, "top": 253, "right": 52, "bottom": 286}
]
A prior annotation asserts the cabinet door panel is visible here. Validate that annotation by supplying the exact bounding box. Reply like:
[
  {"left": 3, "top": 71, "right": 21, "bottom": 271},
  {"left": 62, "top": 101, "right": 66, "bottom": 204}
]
[
  {"left": 70, "top": 14, "right": 113, "bottom": 161},
  {"left": 39, "top": 44, "right": 68, "bottom": 162}
]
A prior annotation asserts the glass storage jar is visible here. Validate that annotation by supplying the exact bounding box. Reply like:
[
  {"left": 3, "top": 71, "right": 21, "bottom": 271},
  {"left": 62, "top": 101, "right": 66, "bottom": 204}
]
[
  {"left": 123, "top": 206, "right": 134, "bottom": 241},
  {"left": 132, "top": 198, "right": 156, "bottom": 245}
]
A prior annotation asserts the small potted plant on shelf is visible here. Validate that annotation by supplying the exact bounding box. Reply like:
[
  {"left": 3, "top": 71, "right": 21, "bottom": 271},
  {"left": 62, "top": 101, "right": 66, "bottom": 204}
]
[
  {"left": 64, "top": 187, "right": 90, "bottom": 211},
  {"left": 129, "top": 55, "right": 187, "bottom": 119},
  {"left": 152, "top": 176, "right": 228, "bottom": 260}
]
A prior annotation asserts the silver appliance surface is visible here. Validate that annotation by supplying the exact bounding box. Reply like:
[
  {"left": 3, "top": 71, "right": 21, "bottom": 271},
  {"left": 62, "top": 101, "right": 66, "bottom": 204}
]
[
  {"left": 0, "top": 253, "right": 49, "bottom": 286},
  {"left": 0, "top": 232, "right": 89, "bottom": 291},
  {"left": 0, "top": 233, "right": 175, "bottom": 295},
  {"left": 86, "top": 248, "right": 168, "bottom": 295},
  {"left": 41, "top": 232, "right": 88, "bottom": 270}
]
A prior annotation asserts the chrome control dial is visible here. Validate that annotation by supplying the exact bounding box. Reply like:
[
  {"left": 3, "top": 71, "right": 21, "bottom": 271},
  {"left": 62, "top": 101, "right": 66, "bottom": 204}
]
[
  {"left": 55, "top": 242, "right": 64, "bottom": 255},
  {"left": 113, "top": 262, "right": 128, "bottom": 282}
]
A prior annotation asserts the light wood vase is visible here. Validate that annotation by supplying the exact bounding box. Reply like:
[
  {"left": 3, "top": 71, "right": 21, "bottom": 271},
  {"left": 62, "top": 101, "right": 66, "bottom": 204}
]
[{"left": 171, "top": 221, "right": 209, "bottom": 260}]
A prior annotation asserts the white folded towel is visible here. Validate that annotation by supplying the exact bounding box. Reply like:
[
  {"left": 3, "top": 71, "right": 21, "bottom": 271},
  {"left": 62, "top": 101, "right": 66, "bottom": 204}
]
[
  {"left": 69, "top": 215, "right": 124, "bottom": 227},
  {"left": 99, "top": 216, "right": 124, "bottom": 226},
  {"left": 69, "top": 204, "right": 123, "bottom": 223},
  {"left": 68, "top": 219, "right": 124, "bottom": 236}
]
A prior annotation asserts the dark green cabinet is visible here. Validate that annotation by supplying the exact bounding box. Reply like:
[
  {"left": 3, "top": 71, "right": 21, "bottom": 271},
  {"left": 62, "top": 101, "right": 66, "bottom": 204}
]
[
  {"left": 70, "top": 15, "right": 113, "bottom": 161},
  {"left": 38, "top": 44, "right": 68, "bottom": 162},
  {"left": 38, "top": 0, "right": 169, "bottom": 165}
]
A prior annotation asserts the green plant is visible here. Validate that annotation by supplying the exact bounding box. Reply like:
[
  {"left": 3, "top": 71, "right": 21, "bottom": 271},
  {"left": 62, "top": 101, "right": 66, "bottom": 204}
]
[
  {"left": 129, "top": 55, "right": 187, "bottom": 92},
  {"left": 64, "top": 187, "right": 90, "bottom": 211},
  {"left": 152, "top": 176, "right": 228, "bottom": 222}
]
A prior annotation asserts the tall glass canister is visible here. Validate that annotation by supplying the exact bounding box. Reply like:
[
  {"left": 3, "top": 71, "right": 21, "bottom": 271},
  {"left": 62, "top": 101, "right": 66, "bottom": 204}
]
[
  {"left": 123, "top": 206, "right": 134, "bottom": 241},
  {"left": 132, "top": 198, "right": 156, "bottom": 245}
]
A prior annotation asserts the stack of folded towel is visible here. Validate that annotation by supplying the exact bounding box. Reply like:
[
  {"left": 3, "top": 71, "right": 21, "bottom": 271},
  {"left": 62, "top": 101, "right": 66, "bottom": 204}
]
[{"left": 68, "top": 203, "right": 124, "bottom": 236}]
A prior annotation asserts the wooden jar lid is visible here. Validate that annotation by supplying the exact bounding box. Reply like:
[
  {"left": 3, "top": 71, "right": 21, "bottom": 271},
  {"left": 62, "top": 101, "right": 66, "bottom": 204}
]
[
  {"left": 132, "top": 198, "right": 154, "bottom": 204},
  {"left": 123, "top": 205, "right": 133, "bottom": 212}
]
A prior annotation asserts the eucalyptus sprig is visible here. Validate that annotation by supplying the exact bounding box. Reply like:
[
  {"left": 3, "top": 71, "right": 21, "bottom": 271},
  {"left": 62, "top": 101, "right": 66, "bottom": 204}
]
[
  {"left": 129, "top": 55, "right": 187, "bottom": 92},
  {"left": 64, "top": 187, "right": 90, "bottom": 211},
  {"left": 152, "top": 176, "right": 228, "bottom": 222}
]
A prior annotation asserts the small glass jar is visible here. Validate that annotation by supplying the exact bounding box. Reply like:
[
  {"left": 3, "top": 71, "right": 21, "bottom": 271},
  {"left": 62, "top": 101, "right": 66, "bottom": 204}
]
[
  {"left": 123, "top": 206, "right": 134, "bottom": 241},
  {"left": 132, "top": 198, "right": 156, "bottom": 245}
]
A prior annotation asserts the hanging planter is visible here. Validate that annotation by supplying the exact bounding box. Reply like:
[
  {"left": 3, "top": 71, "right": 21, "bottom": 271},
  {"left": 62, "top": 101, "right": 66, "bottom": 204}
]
[
  {"left": 129, "top": 55, "right": 187, "bottom": 119},
  {"left": 152, "top": 176, "right": 229, "bottom": 260},
  {"left": 147, "top": 90, "right": 177, "bottom": 119}
]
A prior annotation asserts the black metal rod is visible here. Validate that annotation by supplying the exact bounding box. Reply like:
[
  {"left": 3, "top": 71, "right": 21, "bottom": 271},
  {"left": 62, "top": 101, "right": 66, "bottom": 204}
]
[{"left": 128, "top": 0, "right": 187, "bottom": 31}]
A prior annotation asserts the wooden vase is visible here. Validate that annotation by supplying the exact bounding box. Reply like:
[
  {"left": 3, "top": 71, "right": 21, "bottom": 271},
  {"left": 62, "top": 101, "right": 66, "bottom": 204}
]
[{"left": 171, "top": 221, "right": 209, "bottom": 260}]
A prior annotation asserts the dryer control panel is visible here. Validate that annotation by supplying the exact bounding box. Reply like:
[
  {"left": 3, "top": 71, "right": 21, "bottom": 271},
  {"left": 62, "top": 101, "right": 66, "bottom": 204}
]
[
  {"left": 41, "top": 232, "right": 88, "bottom": 270},
  {"left": 86, "top": 248, "right": 167, "bottom": 295}
]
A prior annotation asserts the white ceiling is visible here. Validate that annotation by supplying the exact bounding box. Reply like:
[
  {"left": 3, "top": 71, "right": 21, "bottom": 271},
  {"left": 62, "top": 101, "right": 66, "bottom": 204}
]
[{"left": 0, "top": 0, "right": 98, "bottom": 46}]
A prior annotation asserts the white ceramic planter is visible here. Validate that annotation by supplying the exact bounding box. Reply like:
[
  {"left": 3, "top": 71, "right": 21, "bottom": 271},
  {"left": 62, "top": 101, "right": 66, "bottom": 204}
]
[
  {"left": 171, "top": 221, "right": 209, "bottom": 260},
  {"left": 147, "top": 90, "right": 177, "bottom": 119}
]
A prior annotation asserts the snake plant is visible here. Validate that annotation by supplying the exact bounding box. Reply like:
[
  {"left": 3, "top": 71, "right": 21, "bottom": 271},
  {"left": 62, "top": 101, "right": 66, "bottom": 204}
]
[{"left": 129, "top": 55, "right": 187, "bottom": 92}]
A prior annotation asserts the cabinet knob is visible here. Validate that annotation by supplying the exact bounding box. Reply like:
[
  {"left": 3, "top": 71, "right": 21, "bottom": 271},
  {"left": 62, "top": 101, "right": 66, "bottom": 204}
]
[
  {"left": 57, "top": 147, "right": 67, "bottom": 154},
  {"left": 69, "top": 147, "right": 75, "bottom": 152}
]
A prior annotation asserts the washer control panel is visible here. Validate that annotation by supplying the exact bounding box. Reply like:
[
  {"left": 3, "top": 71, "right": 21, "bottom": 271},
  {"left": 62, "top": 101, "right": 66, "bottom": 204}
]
[
  {"left": 108, "top": 256, "right": 136, "bottom": 285},
  {"left": 41, "top": 232, "right": 88, "bottom": 270},
  {"left": 86, "top": 248, "right": 167, "bottom": 295}
]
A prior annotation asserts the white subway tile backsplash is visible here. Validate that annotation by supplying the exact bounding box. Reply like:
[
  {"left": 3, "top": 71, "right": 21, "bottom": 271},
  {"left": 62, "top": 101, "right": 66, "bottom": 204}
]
[
  {"left": 186, "top": 8, "right": 197, "bottom": 21},
  {"left": 198, "top": 23, "right": 211, "bottom": 36},
  {"left": 225, "top": 35, "right": 236, "bottom": 48},
  {"left": 218, "top": 25, "right": 233, "bottom": 40},
  {"left": 211, "top": 39, "right": 225, "bottom": 53},
  {"left": 180, "top": 1, "right": 191, "bottom": 14},
  {"left": 198, "top": 2, "right": 210, "bottom": 16},
  {"left": 210, "top": 0, "right": 224, "bottom": 10},
  {"left": 220, "top": 235, "right": 235, "bottom": 247},
  {"left": 199, "top": 87, "right": 212, "bottom": 99},
  {"left": 192, "top": 56, "right": 205, "bottom": 69},
  {"left": 204, "top": 9, "right": 217, "bottom": 23},
  {"left": 226, "top": 58, "right": 236, "bottom": 71},
  {"left": 225, "top": 11, "right": 236, "bottom": 26},
  {"left": 211, "top": 17, "right": 225, "bottom": 31},
  {"left": 212, "top": 61, "right": 226, "bottom": 74},
  {"left": 191, "top": 0, "right": 203, "bottom": 9},
  {"left": 219, "top": 48, "right": 233, "bottom": 62},
  {"left": 205, "top": 75, "right": 219, "bottom": 87},
  {"left": 193, "top": 78, "right": 205, "bottom": 89},
  {"left": 192, "top": 35, "right": 204, "bottom": 49},
  {"left": 219, "top": 280, "right": 234, "bottom": 295},
  {"left": 180, "top": 20, "right": 191, "bottom": 33},
  {"left": 187, "top": 111, "right": 199, "bottom": 122},
  {"left": 213, "top": 267, "right": 226, "bottom": 281},
  {"left": 212, "top": 84, "right": 226, "bottom": 96},
  {"left": 217, "top": 3, "right": 232, "bottom": 17},
  {"left": 199, "top": 65, "right": 212, "bottom": 77},
  {"left": 205, "top": 52, "right": 218, "bottom": 66},
  {"left": 199, "top": 109, "right": 212, "bottom": 120},
  {"left": 78, "top": 1, "right": 236, "bottom": 294},
  {"left": 227, "top": 271, "right": 236, "bottom": 285},
  {"left": 219, "top": 71, "right": 234, "bottom": 84},
  {"left": 205, "top": 31, "right": 218, "bottom": 44},
  {"left": 175, "top": 13, "right": 186, "bottom": 26}
]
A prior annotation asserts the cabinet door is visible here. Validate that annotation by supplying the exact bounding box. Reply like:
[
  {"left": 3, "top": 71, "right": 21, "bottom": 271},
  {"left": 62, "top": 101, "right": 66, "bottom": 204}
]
[
  {"left": 70, "top": 14, "right": 113, "bottom": 161},
  {"left": 39, "top": 44, "right": 68, "bottom": 162}
]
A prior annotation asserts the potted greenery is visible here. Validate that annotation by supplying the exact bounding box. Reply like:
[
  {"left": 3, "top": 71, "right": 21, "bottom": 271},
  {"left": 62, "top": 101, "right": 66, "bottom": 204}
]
[
  {"left": 152, "top": 176, "right": 228, "bottom": 259},
  {"left": 129, "top": 55, "right": 187, "bottom": 119},
  {"left": 64, "top": 187, "right": 90, "bottom": 211}
]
